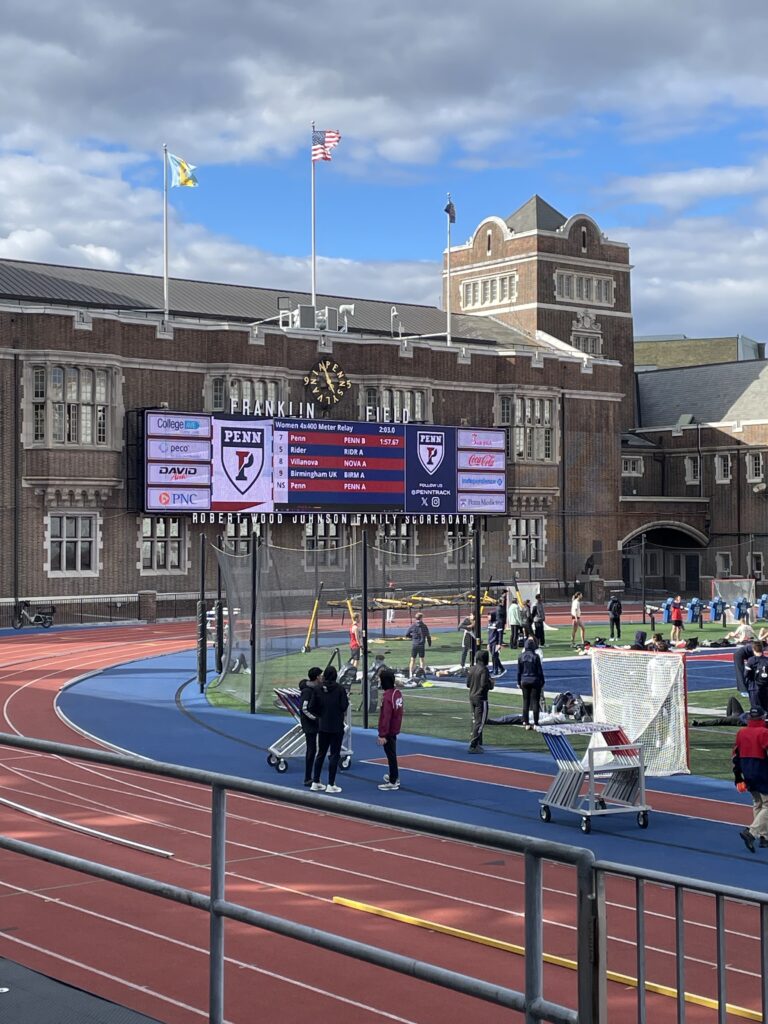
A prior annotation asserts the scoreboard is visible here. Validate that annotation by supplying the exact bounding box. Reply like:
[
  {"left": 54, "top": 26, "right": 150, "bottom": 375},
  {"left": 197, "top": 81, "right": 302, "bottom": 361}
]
[{"left": 143, "top": 411, "right": 507, "bottom": 515}]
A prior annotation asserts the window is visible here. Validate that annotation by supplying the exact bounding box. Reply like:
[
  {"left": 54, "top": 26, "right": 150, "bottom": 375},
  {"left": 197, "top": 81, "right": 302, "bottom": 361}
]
[
  {"left": 211, "top": 376, "right": 281, "bottom": 412},
  {"left": 499, "top": 394, "right": 555, "bottom": 463},
  {"left": 621, "top": 457, "right": 644, "bottom": 477},
  {"left": 486, "top": 229, "right": 492, "bottom": 255},
  {"left": 305, "top": 520, "right": 343, "bottom": 569},
  {"left": 571, "top": 333, "right": 602, "bottom": 355},
  {"left": 716, "top": 552, "right": 732, "bottom": 578},
  {"left": 714, "top": 453, "right": 732, "bottom": 484},
  {"left": 461, "top": 273, "right": 518, "bottom": 310},
  {"left": 379, "top": 522, "right": 415, "bottom": 568},
  {"left": 224, "top": 519, "right": 263, "bottom": 556},
  {"left": 684, "top": 455, "right": 700, "bottom": 485},
  {"left": 750, "top": 551, "right": 764, "bottom": 580},
  {"left": 141, "top": 517, "right": 185, "bottom": 573},
  {"left": 746, "top": 451, "right": 765, "bottom": 483},
  {"left": 365, "top": 388, "right": 427, "bottom": 421},
  {"left": 646, "top": 550, "right": 661, "bottom": 576},
  {"left": 31, "top": 364, "right": 111, "bottom": 447},
  {"left": 447, "top": 522, "right": 473, "bottom": 570},
  {"left": 581, "top": 226, "right": 588, "bottom": 252},
  {"left": 48, "top": 513, "right": 98, "bottom": 575},
  {"left": 509, "top": 517, "right": 544, "bottom": 567},
  {"left": 555, "top": 272, "right": 614, "bottom": 306}
]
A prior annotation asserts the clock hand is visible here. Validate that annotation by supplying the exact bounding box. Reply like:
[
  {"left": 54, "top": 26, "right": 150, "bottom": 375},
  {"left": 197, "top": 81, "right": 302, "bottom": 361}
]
[{"left": 322, "top": 365, "right": 336, "bottom": 393}]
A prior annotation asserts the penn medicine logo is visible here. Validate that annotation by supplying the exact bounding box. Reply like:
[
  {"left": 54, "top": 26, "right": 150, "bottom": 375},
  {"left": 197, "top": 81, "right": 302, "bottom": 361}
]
[
  {"left": 417, "top": 431, "right": 445, "bottom": 476},
  {"left": 221, "top": 427, "right": 264, "bottom": 495}
]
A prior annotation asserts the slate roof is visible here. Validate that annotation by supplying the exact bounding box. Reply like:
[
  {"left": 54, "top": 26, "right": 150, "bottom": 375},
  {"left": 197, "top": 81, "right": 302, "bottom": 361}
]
[
  {"left": 505, "top": 195, "right": 567, "bottom": 234},
  {"left": 637, "top": 360, "right": 768, "bottom": 427},
  {"left": 0, "top": 257, "right": 548, "bottom": 350}
]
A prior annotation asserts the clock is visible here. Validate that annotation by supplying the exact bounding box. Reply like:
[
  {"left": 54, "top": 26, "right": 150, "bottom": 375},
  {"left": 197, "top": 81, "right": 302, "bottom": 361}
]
[{"left": 303, "top": 359, "right": 352, "bottom": 406}]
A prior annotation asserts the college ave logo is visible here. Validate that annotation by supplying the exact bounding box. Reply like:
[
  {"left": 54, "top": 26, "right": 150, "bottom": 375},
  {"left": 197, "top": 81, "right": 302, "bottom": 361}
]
[
  {"left": 221, "top": 426, "right": 264, "bottom": 495},
  {"left": 417, "top": 431, "right": 445, "bottom": 476}
]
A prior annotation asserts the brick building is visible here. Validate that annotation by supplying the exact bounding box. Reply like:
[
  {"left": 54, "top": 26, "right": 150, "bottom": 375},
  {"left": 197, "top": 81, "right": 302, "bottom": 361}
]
[
  {"left": 0, "top": 197, "right": 630, "bottom": 607},
  {"left": 622, "top": 360, "right": 768, "bottom": 595}
]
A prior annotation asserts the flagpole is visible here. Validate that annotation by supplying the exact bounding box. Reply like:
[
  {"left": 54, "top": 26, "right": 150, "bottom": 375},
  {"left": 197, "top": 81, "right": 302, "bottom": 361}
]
[
  {"left": 446, "top": 192, "right": 452, "bottom": 347},
  {"left": 310, "top": 121, "right": 317, "bottom": 307},
  {"left": 162, "top": 144, "right": 169, "bottom": 324}
]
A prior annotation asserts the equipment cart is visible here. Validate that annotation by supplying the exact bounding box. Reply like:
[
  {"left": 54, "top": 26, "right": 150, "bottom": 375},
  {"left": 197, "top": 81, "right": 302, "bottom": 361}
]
[
  {"left": 266, "top": 688, "right": 353, "bottom": 775},
  {"left": 537, "top": 722, "right": 650, "bottom": 834}
]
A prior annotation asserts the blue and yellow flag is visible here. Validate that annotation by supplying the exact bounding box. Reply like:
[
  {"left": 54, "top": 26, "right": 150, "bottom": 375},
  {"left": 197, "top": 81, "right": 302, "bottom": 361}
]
[{"left": 167, "top": 152, "right": 198, "bottom": 188}]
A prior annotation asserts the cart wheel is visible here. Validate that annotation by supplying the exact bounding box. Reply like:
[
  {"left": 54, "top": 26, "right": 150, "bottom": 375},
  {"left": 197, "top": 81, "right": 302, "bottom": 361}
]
[
  {"left": 539, "top": 805, "right": 551, "bottom": 823},
  {"left": 637, "top": 811, "right": 649, "bottom": 829},
  {"left": 340, "top": 755, "right": 352, "bottom": 771},
  {"left": 276, "top": 759, "right": 288, "bottom": 774},
  {"left": 596, "top": 798, "right": 607, "bottom": 810},
  {"left": 266, "top": 753, "right": 277, "bottom": 767},
  {"left": 580, "top": 816, "right": 592, "bottom": 835}
]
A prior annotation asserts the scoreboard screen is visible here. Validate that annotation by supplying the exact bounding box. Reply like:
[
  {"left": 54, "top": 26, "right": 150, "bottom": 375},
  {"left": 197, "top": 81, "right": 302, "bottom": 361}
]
[{"left": 143, "top": 411, "right": 506, "bottom": 515}]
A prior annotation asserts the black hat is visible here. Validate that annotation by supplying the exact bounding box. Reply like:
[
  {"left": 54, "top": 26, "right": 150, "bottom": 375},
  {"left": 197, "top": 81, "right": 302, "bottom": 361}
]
[{"left": 749, "top": 707, "right": 766, "bottom": 719}]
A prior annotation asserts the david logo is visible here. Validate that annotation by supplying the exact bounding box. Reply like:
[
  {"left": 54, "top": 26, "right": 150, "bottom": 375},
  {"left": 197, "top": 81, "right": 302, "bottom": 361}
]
[
  {"left": 417, "top": 431, "right": 445, "bottom": 476},
  {"left": 221, "top": 427, "right": 264, "bottom": 495}
]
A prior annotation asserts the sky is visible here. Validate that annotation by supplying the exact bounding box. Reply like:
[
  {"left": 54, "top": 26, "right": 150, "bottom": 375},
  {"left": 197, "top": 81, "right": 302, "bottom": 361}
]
[{"left": 1, "top": 0, "right": 768, "bottom": 340}]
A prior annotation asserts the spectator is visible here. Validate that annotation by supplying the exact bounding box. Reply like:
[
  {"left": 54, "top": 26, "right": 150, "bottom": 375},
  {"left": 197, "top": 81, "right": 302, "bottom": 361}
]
[
  {"left": 630, "top": 630, "right": 648, "bottom": 651},
  {"left": 458, "top": 613, "right": 476, "bottom": 671},
  {"left": 571, "top": 592, "right": 586, "bottom": 647},
  {"left": 733, "top": 707, "right": 768, "bottom": 853},
  {"left": 670, "top": 595, "right": 684, "bottom": 644},
  {"left": 298, "top": 666, "right": 323, "bottom": 787},
  {"left": 404, "top": 612, "right": 432, "bottom": 678},
  {"left": 487, "top": 611, "right": 505, "bottom": 676},
  {"left": 310, "top": 666, "right": 349, "bottom": 794},
  {"left": 466, "top": 651, "right": 494, "bottom": 753},
  {"left": 517, "top": 638, "right": 546, "bottom": 730},
  {"left": 377, "top": 669, "right": 404, "bottom": 791},
  {"left": 532, "top": 593, "right": 546, "bottom": 648},
  {"left": 507, "top": 598, "right": 524, "bottom": 649},
  {"left": 607, "top": 593, "right": 623, "bottom": 640}
]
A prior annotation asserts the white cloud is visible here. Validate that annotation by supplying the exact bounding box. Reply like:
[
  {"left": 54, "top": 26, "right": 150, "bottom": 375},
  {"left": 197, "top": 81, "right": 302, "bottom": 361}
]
[{"left": 610, "top": 159, "right": 768, "bottom": 210}]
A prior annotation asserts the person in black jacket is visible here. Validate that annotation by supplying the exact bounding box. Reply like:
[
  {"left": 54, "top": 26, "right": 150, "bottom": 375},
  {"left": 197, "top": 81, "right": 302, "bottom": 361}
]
[
  {"left": 405, "top": 612, "right": 432, "bottom": 677},
  {"left": 517, "top": 638, "right": 545, "bottom": 729},
  {"left": 310, "top": 666, "right": 349, "bottom": 794},
  {"left": 458, "top": 613, "right": 476, "bottom": 670},
  {"left": 298, "top": 666, "right": 323, "bottom": 786},
  {"left": 607, "top": 593, "right": 623, "bottom": 640},
  {"left": 466, "top": 651, "right": 494, "bottom": 753}
]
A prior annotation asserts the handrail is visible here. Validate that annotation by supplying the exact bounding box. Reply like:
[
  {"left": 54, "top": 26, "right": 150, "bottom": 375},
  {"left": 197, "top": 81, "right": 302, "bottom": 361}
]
[{"left": 0, "top": 732, "right": 597, "bottom": 1024}]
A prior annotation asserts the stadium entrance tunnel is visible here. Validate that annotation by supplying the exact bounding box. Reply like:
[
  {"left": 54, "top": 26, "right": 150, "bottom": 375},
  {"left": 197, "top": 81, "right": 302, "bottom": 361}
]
[{"left": 620, "top": 522, "right": 708, "bottom": 596}]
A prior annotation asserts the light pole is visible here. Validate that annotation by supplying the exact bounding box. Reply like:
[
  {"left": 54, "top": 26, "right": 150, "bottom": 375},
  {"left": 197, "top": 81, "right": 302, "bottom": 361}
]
[{"left": 641, "top": 533, "right": 647, "bottom": 626}]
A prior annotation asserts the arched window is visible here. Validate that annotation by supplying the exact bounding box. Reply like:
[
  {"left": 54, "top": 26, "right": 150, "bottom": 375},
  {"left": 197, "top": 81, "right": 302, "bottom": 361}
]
[{"left": 581, "top": 226, "right": 588, "bottom": 252}]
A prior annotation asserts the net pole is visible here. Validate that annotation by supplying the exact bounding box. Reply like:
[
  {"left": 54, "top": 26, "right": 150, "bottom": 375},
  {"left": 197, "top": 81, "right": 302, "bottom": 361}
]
[
  {"left": 249, "top": 536, "right": 257, "bottom": 715},
  {"left": 197, "top": 533, "right": 207, "bottom": 693},
  {"left": 473, "top": 519, "right": 482, "bottom": 662},
  {"left": 214, "top": 533, "right": 223, "bottom": 676},
  {"left": 641, "top": 533, "right": 647, "bottom": 625},
  {"left": 362, "top": 532, "right": 370, "bottom": 729}
]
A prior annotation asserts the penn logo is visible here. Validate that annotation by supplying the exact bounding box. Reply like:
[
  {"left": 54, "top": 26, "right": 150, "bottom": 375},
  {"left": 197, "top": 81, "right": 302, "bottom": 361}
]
[
  {"left": 222, "top": 427, "right": 264, "bottom": 494},
  {"left": 417, "top": 431, "right": 445, "bottom": 476}
]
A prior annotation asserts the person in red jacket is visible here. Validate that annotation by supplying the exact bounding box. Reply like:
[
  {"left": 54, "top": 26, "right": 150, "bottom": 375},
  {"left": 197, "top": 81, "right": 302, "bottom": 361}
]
[
  {"left": 733, "top": 706, "right": 768, "bottom": 852},
  {"left": 377, "top": 668, "right": 404, "bottom": 791}
]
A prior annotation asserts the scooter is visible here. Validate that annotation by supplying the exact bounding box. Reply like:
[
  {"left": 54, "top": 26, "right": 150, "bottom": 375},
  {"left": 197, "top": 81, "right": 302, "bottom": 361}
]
[{"left": 12, "top": 601, "right": 55, "bottom": 630}]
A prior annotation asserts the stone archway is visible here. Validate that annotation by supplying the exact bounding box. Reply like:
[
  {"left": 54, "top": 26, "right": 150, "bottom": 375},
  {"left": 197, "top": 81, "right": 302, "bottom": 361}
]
[{"left": 621, "top": 521, "right": 708, "bottom": 596}]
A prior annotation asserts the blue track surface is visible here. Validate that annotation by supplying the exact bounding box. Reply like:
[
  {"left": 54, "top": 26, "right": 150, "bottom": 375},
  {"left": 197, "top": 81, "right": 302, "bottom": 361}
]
[{"left": 56, "top": 646, "right": 768, "bottom": 892}]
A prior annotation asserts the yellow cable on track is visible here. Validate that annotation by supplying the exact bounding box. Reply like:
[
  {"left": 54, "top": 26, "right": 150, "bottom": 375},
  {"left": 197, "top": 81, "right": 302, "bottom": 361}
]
[{"left": 333, "top": 896, "right": 761, "bottom": 1021}]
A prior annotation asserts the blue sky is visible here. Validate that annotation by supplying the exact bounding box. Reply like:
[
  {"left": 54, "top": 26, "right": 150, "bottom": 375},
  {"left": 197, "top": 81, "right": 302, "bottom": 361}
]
[{"left": 2, "top": 0, "right": 768, "bottom": 338}]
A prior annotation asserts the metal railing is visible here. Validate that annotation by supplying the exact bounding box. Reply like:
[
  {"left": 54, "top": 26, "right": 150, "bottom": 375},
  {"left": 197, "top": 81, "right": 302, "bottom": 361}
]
[
  {"left": 594, "top": 861, "right": 768, "bottom": 1024},
  {"left": 2, "top": 732, "right": 767, "bottom": 1022},
  {"left": 0, "top": 595, "right": 140, "bottom": 628},
  {"left": 0, "top": 732, "right": 601, "bottom": 1024}
]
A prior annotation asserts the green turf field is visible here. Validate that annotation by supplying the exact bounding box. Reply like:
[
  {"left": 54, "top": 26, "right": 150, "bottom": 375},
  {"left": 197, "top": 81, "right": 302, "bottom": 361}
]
[{"left": 206, "top": 617, "right": 751, "bottom": 780}]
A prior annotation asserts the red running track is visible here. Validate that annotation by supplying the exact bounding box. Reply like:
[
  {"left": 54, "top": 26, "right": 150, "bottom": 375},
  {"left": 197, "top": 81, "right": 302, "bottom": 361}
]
[{"left": 0, "top": 624, "right": 760, "bottom": 1023}]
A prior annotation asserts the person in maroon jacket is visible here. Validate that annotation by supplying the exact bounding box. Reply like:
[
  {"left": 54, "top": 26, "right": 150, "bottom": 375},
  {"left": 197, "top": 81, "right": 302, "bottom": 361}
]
[
  {"left": 377, "top": 668, "right": 404, "bottom": 791},
  {"left": 733, "top": 706, "right": 768, "bottom": 852}
]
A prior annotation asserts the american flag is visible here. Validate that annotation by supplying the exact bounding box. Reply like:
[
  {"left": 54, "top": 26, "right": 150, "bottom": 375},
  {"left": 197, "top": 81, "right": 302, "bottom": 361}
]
[{"left": 311, "top": 129, "right": 341, "bottom": 162}]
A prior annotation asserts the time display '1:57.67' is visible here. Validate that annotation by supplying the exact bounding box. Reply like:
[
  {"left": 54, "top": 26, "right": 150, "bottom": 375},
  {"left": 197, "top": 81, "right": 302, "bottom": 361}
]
[{"left": 303, "top": 359, "right": 352, "bottom": 405}]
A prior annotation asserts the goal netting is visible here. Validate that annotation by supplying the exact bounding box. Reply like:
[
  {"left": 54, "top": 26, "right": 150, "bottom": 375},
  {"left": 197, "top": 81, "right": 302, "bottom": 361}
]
[
  {"left": 587, "top": 648, "right": 689, "bottom": 775},
  {"left": 712, "top": 578, "right": 756, "bottom": 607}
]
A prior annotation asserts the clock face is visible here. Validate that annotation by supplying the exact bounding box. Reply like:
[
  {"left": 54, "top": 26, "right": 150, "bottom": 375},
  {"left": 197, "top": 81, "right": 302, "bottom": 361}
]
[{"left": 303, "top": 359, "right": 352, "bottom": 406}]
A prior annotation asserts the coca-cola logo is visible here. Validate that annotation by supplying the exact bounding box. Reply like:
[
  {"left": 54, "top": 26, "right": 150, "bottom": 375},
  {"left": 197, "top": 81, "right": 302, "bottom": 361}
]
[{"left": 468, "top": 454, "right": 495, "bottom": 467}]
